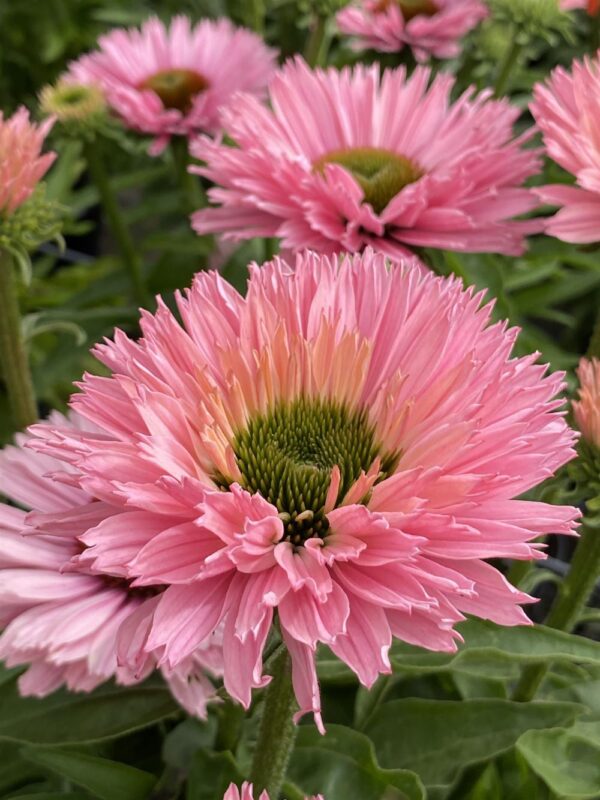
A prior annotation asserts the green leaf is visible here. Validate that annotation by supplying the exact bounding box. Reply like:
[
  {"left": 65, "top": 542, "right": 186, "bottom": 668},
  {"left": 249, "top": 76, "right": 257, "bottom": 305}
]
[
  {"left": 364, "top": 699, "right": 582, "bottom": 788},
  {"left": 517, "top": 718, "right": 600, "bottom": 799},
  {"left": 287, "top": 724, "right": 425, "bottom": 800},
  {"left": 0, "top": 677, "right": 178, "bottom": 745},
  {"left": 389, "top": 620, "right": 600, "bottom": 679},
  {"left": 186, "top": 750, "right": 243, "bottom": 800},
  {"left": 21, "top": 748, "right": 156, "bottom": 800},
  {"left": 8, "top": 794, "right": 90, "bottom": 799}
]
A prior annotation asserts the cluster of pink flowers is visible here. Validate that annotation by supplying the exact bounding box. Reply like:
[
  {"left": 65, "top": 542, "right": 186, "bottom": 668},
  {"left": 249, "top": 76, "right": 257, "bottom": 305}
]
[
  {"left": 0, "top": 250, "right": 578, "bottom": 730},
  {"left": 192, "top": 58, "right": 542, "bottom": 259},
  {"left": 336, "top": 0, "right": 488, "bottom": 61},
  {"left": 67, "top": 16, "right": 276, "bottom": 154},
  {"left": 0, "top": 108, "right": 55, "bottom": 216}
]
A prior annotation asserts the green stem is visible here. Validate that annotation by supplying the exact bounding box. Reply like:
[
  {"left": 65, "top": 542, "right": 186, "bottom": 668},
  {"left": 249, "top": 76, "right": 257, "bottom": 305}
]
[
  {"left": 587, "top": 304, "right": 600, "bottom": 358},
  {"left": 0, "top": 249, "right": 38, "bottom": 431},
  {"left": 493, "top": 37, "right": 522, "bottom": 98},
  {"left": 304, "top": 15, "right": 328, "bottom": 68},
  {"left": 512, "top": 516, "right": 600, "bottom": 702},
  {"left": 250, "top": 648, "right": 298, "bottom": 798},
  {"left": 170, "top": 136, "right": 205, "bottom": 215},
  {"left": 249, "top": 0, "right": 265, "bottom": 33},
  {"left": 83, "top": 141, "right": 148, "bottom": 307}
]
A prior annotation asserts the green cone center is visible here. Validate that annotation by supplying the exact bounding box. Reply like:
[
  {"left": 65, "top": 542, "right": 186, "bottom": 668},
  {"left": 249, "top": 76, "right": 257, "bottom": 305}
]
[
  {"left": 223, "top": 397, "right": 399, "bottom": 546},
  {"left": 140, "top": 68, "right": 209, "bottom": 112},
  {"left": 314, "top": 147, "right": 423, "bottom": 214},
  {"left": 375, "top": 0, "right": 438, "bottom": 19}
]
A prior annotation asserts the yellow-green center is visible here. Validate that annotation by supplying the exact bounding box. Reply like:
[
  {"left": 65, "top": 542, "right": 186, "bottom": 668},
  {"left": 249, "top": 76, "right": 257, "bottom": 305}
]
[
  {"left": 140, "top": 68, "right": 209, "bottom": 112},
  {"left": 314, "top": 147, "right": 423, "bottom": 214},
  {"left": 218, "top": 397, "right": 399, "bottom": 546}
]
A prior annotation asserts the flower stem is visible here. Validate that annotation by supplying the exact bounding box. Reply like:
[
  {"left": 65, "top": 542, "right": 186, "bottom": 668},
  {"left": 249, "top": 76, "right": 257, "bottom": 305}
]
[
  {"left": 0, "top": 248, "right": 38, "bottom": 431},
  {"left": 170, "top": 136, "right": 206, "bottom": 215},
  {"left": 250, "top": 648, "right": 298, "bottom": 798},
  {"left": 512, "top": 514, "right": 600, "bottom": 702},
  {"left": 493, "top": 37, "right": 522, "bottom": 98},
  {"left": 83, "top": 141, "right": 148, "bottom": 307},
  {"left": 304, "top": 15, "right": 328, "bottom": 68},
  {"left": 249, "top": 0, "right": 265, "bottom": 33}
]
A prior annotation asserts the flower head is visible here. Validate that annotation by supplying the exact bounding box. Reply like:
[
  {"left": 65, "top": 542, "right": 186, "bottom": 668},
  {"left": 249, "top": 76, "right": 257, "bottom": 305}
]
[
  {"left": 67, "top": 16, "right": 277, "bottom": 155},
  {"left": 336, "top": 0, "right": 488, "bottom": 61},
  {"left": 0, "top": 108, "right": 55, "bottom": 217},
  {"left": 224, "top": 783, "right": 323, "bottom": 800},
  {"left": 0, "top": 412, "right": 221, "bottom": 715},
  {"left": 40, "top": 80, "right": 107, "bottom": 136},
  {"left": 192, "top": 59, "right": 542, "bottom": 259},
  {"left": 573, "top": 358, "right": 600, "bottom": 449},
  {"left": 531, "top": 55, "right": 600, "bottom": 243},
  {"left": 30, "top": 250, "right": 579, "bottom": 731}
]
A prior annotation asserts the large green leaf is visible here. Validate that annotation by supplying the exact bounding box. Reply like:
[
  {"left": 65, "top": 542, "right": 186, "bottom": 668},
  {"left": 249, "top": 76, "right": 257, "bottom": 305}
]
[
  {"left": 517, "top": 718, "right": 600, "bottom": 799},
  {"left": 287, "top": 724, "right": 425, "bottom": 800},
  {"left": 21, "top": 748, "right": 156, "bottom": 800},
  {"left": 0, "top": 677, "right": 178, "bottom": 745},
  {"left": 365, "top": 699, "right": 582, "bottom": 788}
]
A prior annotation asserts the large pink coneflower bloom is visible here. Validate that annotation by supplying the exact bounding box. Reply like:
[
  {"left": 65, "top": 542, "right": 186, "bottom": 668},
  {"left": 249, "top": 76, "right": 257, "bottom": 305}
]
[
  {"left": 191, "top": 59, "right": 542, "bottom": 259},
  {"left": 67, "top": 16, "right": 277, "bottom": 155},
  {"left": 0, "top": 108, "right": 55, "bottom": 216},
  {"left": 573, "top": 357, "right": 600, "bottom": 448},
  {"left": 30, "top": 250, "right": 579, "bottom": 731},
  {"left": 531, "top": 56, "right": 600, "bottom": 243},
  {"left": 336, "top": 0, "right": 488, "bottom": 61},
  {"left": 0, "top": 412, "right": 221, "bottom": 715},
  {"left": 224, "top": 783, "right": 323, "bottom": 800}
]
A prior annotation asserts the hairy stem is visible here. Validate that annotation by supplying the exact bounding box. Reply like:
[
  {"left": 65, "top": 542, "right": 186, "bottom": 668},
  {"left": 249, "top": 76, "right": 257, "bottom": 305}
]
[
  {"left": 0, "top": 248, "right": 38, "bottom": 431},
  {"left": 250, "top": 648, "right": 298, "bottom": 798}
]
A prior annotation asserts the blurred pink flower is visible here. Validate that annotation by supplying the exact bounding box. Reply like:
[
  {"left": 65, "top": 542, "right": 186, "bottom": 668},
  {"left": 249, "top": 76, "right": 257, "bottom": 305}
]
[
  {"left": 0, "top": 108, "right": 55, "bottom": 215},
  {"left": 30, "top": 250, "right": 578, "bottom": 730},
  {"left": 224, "top": 783, "right": 323, "bottom": 800},
  {"left": 560, "top": 0, "right": 599, "bottom": 14},
  {"left": 0, "top": 412, "right": 221, "bottom": 715},
  {"left": 192, "top": 59, "right": 542, "bottom": 259},
  {"left": 531, "top": 56, "right": 600, "bottom": 243},
  {"left": 573, "top": 358, "right": 600, "bottom": 448},
  {"left": 336, "top": 0, "right": 488, "bottom": 61},
  {"left": 68, "top": 16, "right": 277, "bottom": 155}
]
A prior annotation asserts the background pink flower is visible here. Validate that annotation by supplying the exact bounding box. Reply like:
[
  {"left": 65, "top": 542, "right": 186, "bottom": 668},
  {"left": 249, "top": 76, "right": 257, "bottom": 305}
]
[
  {"left": 67, "top": 16, "right": 277, "bottom": 154},
  {"left": 0, "top": 107, "right": 55, "bottom": 215},
  {"left": 30, "top": 250, "right": 579, "bottom": 731},
  {"left": 573, "top": 357, "right": 600, "bottom": 448},
  {"left": 224, "top": 782, "right": 323, "bottom": 800},
  {"left": 336, "top": 0, "right": 488, "bottom": 61},
  {"left": 0, "top": 412, "right": 221, "bottom": 715},
  {"left": 192, "top": 59, "right": 542, "bottom": 259},
  {"left": 531, "top": 55, "right": 600, "bottom": 243}
]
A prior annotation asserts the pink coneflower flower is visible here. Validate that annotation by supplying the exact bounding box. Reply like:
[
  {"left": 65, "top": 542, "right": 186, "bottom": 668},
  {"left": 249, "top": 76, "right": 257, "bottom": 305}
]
[
  {"left": 0, "top": 108, "right": 55, "bottom": 216},
  {"left": 67, "top": 16, "right": 277, "bottom": 155},
  {"left": 336, "top": 0, "right": 488, "bottom": 61},
  {"left": 573, "top": 358, "right": 600, "bottom": 448},
  {"left": 191, "top": 59, "right": 542, "bottom": 259},
  {"left": 0, "top": 412, "right": 221, "bottom": 715},
  {"left": 31, "top": 250, "right": 578, "bottom": 731},
  {"left": 224, "top": 783, "right": 323, "bottom": 800},
  {"left": 531, "top": 56, "right": 600, "bottom": 243}
]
